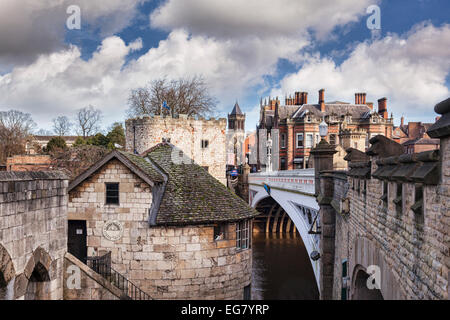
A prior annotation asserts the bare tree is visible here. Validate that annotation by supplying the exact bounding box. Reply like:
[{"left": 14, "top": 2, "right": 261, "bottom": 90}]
[
  {"left": 75, "top": 106, "right": 102, "bottom": 138},
  {"left": 0, "top": 109, "right": 36, "bottom": 164},
  {"left": 53, "top": 116, "right": 73, "bottom": 136},
  {"left": 127, "top": 76, "right": 217, "bottom": 118}
]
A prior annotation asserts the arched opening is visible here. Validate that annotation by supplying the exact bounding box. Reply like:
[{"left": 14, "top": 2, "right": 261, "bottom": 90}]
[
  {"left": 352, "top": 268, "right": 384, "bottom": 300},
  {"left": 252, "top": 197, "right": 319, "bottom": 300},
  {"left": 0, "top": 244, "right": 15, "bottom": 300},
  {"left": 25, "top": 262, "right": 51, "bottom": 300}
]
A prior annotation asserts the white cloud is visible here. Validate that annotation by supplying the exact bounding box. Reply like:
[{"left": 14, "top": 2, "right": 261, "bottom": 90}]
[
  {"left": 0, "top": 0, "right": 147, "bottom": 70},
  {"left": 150, "top": 0, "right": 376, "bottom": 40},
  {"left": 272, "top": 23, "right": 450, "bottom": 123}
]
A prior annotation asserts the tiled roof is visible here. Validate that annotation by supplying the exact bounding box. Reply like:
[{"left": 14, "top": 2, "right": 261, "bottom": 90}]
[
  {"left": 292, "top": 104, "right": 372, "bottom": 119},
  {"left": 144, "top": 143, "right": 259, "bottom": 226}
]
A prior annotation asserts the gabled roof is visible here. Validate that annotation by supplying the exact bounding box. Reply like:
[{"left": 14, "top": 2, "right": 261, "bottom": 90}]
[
  {"left": 144, "top": 143, "right": 259, "bottom": 226},
  {"left": 68, "top": 150, "right": 164, "bottom": 192},
  {"left": 230, "top": 102, "right": 243, "bottom": 115}
]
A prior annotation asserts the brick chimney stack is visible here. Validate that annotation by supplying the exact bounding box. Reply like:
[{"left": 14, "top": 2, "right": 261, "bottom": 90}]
[
  {"left": 401, "top": 116, "right": 404, "bottom": 127},
  {"left": 378, "top": 97, "right": 388, "bottom": 119},
  {"left": 319, "top": 89, "right": 325, "bottom": 112},
  {"left": 355, "top": 93, "right": 367, "bottom": 104},
  {"left": 295, "top": 92, "right": 301, "bottom": 105}
]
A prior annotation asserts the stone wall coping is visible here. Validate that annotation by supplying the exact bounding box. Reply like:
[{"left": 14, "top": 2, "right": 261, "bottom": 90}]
[
  {"left": 372, "top": 149, "right": 440, "bottom": 184},
  {"left": 0, "top": 171, "right": 68, "bottom": 182},
  {"left": 64, "top": 253, "right": 126, "bottom": 300},
  {"left": 428, "top": 97, "right": 450, "bottom": 138}
]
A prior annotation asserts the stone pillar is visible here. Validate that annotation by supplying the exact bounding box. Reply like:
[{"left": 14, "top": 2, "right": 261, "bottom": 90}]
[
  {"left": 287, "top": 120, "right": 294, "bottom": 170},
  {"left": 310, "top": 140, "right": 337, "bottom": 196},
  {"left": 310, "top": 140, "right": 337, "bottom": 300},
  {"left": 427, "top": 97, "right": 450, "bottom": 300}
]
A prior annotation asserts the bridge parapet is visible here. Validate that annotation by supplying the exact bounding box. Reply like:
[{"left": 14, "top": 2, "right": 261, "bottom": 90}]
[{"left": 249, "top": 169, "right": 315, "bottom": 195}]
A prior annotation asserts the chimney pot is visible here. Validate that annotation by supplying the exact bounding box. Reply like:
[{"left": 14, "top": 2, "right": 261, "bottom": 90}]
[
  {"left": 361, "top": 93, "right": 366, "bottom": 104},
  {"left": 304, "top": 92, "right": 308, "bottom": 104}
]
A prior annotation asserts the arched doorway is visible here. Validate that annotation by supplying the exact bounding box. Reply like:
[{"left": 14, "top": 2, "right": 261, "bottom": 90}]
[
  {"left": 0, "top": 244, "right": 15, "bottom": 300},
  {"left": 352, "top": 267, "right": 383, "bottom": 300},
  {"left": 24, "top": 247, "right": 52, "bottom": 300}
]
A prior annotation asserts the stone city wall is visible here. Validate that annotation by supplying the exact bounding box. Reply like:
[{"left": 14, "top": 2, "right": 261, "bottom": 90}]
[
  {"left": 318, "top": 143, "right": 448, "bottom": 300},
  {"left": 0, "top": 171, "right": 68, "bottom": 300}
]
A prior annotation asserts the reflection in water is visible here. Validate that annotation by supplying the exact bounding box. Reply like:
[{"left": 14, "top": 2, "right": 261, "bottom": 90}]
[{"left": 252, "top": 233, "right": 319, "bottom": 300}]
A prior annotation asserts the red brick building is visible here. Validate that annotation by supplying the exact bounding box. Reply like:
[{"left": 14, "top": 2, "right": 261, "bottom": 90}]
[
  {"left": 257, "top": 89, "right": 394, "bottom": 170},
  {"left": 392, "top": 116, "right": 440, "bottom": 154},
  {"left": 6, "top": 155, "right": 54, "bottom": 171}
]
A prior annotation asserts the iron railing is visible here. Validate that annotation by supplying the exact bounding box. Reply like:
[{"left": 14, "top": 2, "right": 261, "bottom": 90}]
[{"left": 87, "top": 252, "right": 151, "bottom": 300}]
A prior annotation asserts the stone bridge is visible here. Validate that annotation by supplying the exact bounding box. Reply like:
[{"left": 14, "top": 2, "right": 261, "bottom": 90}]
[{"left": 248, "top": 169, "right": 321, "bottom": 287}]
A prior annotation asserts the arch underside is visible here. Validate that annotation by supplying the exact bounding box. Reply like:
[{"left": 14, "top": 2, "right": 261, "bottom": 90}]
[
  {"left": 351, "top": 236, "right": 403, "bottom": 300},
  {"left": 250, "top": 185, "right": 321, "bottom": 288}
]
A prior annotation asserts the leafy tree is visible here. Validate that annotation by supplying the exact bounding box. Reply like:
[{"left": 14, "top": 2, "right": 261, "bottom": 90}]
[
  {"left": 106, "top": 122, "right": 125, "bottom": 148},
  {"left": 127, "top": 76, "right": 217, "bottom": 118},
  {"left": 44, "top": 136, "right": 67, "bottom": 153},
  {"left": 87, "top": 133, "right": 111, "bottom": 148},
  {"left": 73, "top": 136, "right": 87, "bottom": 147}
]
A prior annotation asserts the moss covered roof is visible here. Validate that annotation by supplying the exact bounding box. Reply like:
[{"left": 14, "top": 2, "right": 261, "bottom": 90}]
[{"left": 143, "top": 143, "right": 259, "bottom": 225}]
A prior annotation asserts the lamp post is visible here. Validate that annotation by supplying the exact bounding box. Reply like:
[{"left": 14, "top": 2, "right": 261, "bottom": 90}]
[{"left": 319, "top": 117, "right": 328, "bottom": 141}]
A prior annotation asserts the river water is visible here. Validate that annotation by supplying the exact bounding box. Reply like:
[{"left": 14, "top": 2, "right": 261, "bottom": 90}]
[{"left": 251, "top": 233, "right": 319, "bottom": 300}]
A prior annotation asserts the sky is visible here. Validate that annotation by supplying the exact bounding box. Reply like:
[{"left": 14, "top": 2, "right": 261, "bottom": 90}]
[{"left": 0, "top": 0, "right": 449, "bottom": 134}]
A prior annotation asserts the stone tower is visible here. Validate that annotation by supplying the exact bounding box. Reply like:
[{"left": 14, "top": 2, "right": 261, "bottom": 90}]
[{"left": 227, "top": 102, "right": 246, "bottom": 166}]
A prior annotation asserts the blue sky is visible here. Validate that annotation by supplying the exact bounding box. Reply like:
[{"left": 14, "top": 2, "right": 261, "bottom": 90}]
[{"left": 0, "top": 0, "right": 449, "bottom": 133}]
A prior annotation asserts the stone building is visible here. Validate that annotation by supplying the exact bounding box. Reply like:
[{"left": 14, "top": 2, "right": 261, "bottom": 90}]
[
  {"left": 67, "top": 143, "right": 258, "bottom": 299},
  {"left": 226, "top": 102, "right": 246, "bottom": 168},
  {"left": 257, "top": 90, "right": 394, "bottom": 171},
  {"left": 125, "top": 115, "right": 227, "bottom": 185},
  {"left": 312, "top": 98, "right": 449, "bottom": 300},
  {"left": 0, "top": 171, "right": 68, "bottom": 300}
]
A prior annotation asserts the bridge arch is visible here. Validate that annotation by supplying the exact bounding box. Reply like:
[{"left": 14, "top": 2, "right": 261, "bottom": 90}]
[
  {"left": 350, "top": 236, "right": 404, "bottom": 300},
  {"left": 0, "top": 244, "right": 16, "bottom": 300},
  {"left": 251, "top": 185, "right": 320, "bottom": 288},
  {"left": 23, "top": 247, "right": 53, "bottom": 300}
]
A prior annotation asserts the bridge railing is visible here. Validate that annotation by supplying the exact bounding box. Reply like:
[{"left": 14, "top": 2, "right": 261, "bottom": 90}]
[{"left": 249, "top": 169, "right": 315, "bottom": 195}]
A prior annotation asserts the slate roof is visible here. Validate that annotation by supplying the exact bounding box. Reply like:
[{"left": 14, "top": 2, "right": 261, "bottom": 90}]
[
  {"left": 292, "top": 104, "right": 372, "bottom": 119},
  {"left": 68, "top": 150, "right": 164, "bottom": 192},
  {"left": 230, "top": 102, "right": 243, "bottom": 115},
  {"left": 144, "top": 143, "right": 259, "bottom": 226},
  {"left": 402, "top": 138, "right": 440, "bottom": 146}
]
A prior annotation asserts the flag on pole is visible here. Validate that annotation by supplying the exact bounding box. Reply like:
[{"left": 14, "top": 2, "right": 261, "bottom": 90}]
[{"left": 162, "top": 101, "right": 170, "bottom": 111}]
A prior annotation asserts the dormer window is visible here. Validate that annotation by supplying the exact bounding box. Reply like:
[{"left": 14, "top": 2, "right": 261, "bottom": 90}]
[{"left": 306, "top": 115, "right": 312, "bottom": 122}]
